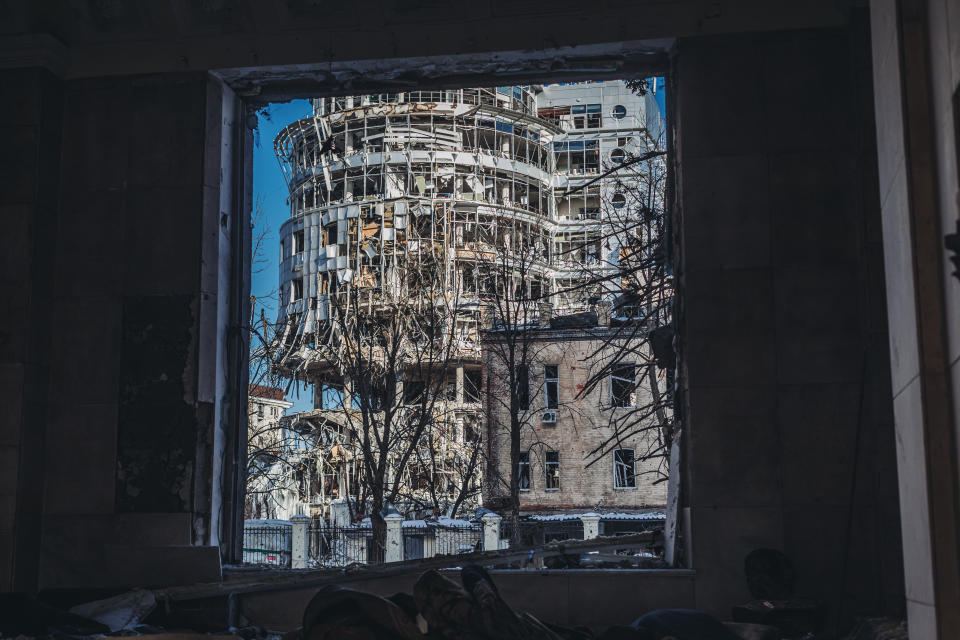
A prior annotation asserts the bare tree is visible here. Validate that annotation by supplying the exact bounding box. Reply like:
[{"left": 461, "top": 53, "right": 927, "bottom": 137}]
[
  {"left": 245, "top": 197, "right": 318, "bottom": 519},
  {"left": 565, "top": 131, "right": 675, "bottom": 486},
  {"left": 303, "top": 238, "right": 485, "bottom": 559},
  {"left": 477, "top": 210, "right": 570, "bottom": 544}
]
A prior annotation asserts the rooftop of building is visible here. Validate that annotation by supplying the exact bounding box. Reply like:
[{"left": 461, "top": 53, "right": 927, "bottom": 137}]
[{"left": 249, "top": 384, "right": 288, "bottom": 402}]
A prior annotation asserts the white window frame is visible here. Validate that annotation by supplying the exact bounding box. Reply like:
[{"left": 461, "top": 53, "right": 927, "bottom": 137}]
[{"left": 614, "top": 448, "right": 637, "bottom": 489}]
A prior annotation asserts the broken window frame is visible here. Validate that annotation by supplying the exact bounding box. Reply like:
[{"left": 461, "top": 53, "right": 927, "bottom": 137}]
[
  {"left": 610, "top": 362, "right": 636, "bottom": 408},
  {"left": 518, "top": 450, "right": 531, "bottom": 491},
  {"left": 614, "top": 448, "right": 637, "bottom": 489},
  {"left": 464, "top": 368, "right": 482, "bottom": 403},
  {"left": 544, "top": 364, "right": 559, "bottom": 409},
  {"left": 516, "top": 364, "right": 530, "bottom": 411},
  {"left": 545, "top": 451, "right": 560, "bottom": 490}
]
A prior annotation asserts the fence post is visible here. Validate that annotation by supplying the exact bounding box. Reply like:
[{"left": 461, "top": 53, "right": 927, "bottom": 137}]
[
  {"left": 385, "top": 513, "right": 403, "bottom": 563},
  {"left": 580, "top": 513, "right": 601, "bottom": 540},
  {"left": 291, "top": 515, "right": 310, "bottom": 569},
  {"left": 482, "top": 512, "right": 502, "bottom": 551}
]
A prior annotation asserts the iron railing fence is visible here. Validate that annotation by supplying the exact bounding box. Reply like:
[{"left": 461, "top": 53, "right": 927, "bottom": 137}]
[
  {"left": 402, "top": 522, "right": 482, "bottom": 561},
  {"left": 242, "top": 525, "right": 292, "bottom": 567},
  {"left": 499, "top": 518, "right": 585, "bottom": 546},
  {"left": 599, "top": 518, "right": 664, "bottom": 537},
  {"left": 307, "top": 525, "right": 382, "bottom": 567},
  {"left": 244, "top": 514, "right": 665, "bottom": 568}
]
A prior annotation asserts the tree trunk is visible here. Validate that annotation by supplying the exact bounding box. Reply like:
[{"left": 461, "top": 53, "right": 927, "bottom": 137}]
[
  {"left": 509, "top": 415, "right": 522, "bottom": 546},
  {"left": 370, "top": 509, "right": 386, "bottom": 565}
]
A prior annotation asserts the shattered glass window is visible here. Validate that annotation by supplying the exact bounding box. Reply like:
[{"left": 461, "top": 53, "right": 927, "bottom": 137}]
[
  {"left": 610, "top": 362, "right": 635, "bottom": 407},
  {"left": 544, "top": 365, "right": 559, "bottom": 409},
  {"left": 545, "top": 451, "right": 560, "bottom": 490},
  {"left": 518, "top": 451, "right": 531, "bottom": 490},
  {"left": 614, "top": 449, "right": 636, "bottom": 488}
]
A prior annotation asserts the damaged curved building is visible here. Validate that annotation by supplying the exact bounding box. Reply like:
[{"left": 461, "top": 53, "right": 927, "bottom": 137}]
[{"left": 270, "top": 83, "right": 665, "bottom": 519}]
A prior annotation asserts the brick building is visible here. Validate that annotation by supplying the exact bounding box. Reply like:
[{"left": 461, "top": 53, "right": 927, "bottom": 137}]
[{"left": 484, "top": 311, "right": 668, "bottom": 513}]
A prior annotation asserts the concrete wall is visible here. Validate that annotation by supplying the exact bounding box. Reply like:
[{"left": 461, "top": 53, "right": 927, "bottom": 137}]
[
  {"left": 238, "top": 569, "right": 696, "bottom": 631},
  {"left": 0, "top": 67, "right": 63, "bottom": 592},
  {"left": 0, "top": 5, "right": 932, "bottom": 633},
  {"left": 0, "top": 69, "right": 242, "bottom": 590},
  {"left": 675, "top": 20, "right": 905, "bottom": 623}
]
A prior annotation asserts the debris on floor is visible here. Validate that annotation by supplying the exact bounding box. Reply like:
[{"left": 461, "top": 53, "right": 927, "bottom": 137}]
[
  {"left": 69, "top": 588, "right": 157, "bottom": 632},
  {"left": 0, "top": 569, "right": 907, "bottom": 640}
]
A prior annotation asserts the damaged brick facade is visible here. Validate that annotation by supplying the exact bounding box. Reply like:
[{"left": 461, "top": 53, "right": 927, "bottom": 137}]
[{"left": 485, "top": 323, "right": 669, "bottom": 512}]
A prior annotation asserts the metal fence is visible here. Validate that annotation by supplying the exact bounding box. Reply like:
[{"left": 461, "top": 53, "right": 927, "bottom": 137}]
[
  {"left": 599, "top": 519, "right": 662, "bottom": 537},
  {"left": 242, "top": 513, "right": 664, "bottom": 568},
  {"left": 499, "top": 518, "right": 584, "bottom": 546},
  {"left": 308, "top": 524, "right": 382, "bottom": 567},
  {"left": 402, "top": 522, "right": 482, "bottom": 560},
  {"left": 242, "top": 524, "right": 292, "bottom": 567}
]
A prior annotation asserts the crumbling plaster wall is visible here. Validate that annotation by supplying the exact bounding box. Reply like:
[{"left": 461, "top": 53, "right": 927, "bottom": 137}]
[
  {"left": 676, "top": 19, "right": 905, "bottom": 622},
  {"left": 0, "top": 69, "right": 239, "bottom": 590},
  {"left": 486, "top": 333, "right": 669, "bottom": 511}
]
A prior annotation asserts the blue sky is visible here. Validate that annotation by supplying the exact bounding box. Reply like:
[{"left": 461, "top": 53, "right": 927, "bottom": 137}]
[{"left": 252, "top": 99, "right": 313, "bottom": 412}]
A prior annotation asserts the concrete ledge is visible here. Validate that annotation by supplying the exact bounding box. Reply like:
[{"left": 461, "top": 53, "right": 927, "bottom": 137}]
[
  {"left": 238, "top": 568, "right": 696, "bottom": 631},
  {"left": 100, "top": 546, "right": 222, "bottom": 589}
]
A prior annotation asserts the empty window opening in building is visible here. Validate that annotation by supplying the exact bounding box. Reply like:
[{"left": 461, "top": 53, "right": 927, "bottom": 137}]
[
  {"left": 247, "top": 76, "right": 674, "bottom": 565},
  {"left": 545, "top": 451, "right": 560, "bottom": 490},
  {"left": 517, "top": 364, "right": 530, "bottom": 411},
  {"left": 611, "top": 362, "right": 636, "bottom": 408},
  {"left": 614, "top": 449, "right": 637, "bottom": 489},
  {"left": 544, "top": 365, "right": 559, "bottom": 409},
  {"left": 464, "top": 369, "right": 482, "bottom": 403},
  {"left": 518, "top": 451, "right": 531, "bottom": 491}
]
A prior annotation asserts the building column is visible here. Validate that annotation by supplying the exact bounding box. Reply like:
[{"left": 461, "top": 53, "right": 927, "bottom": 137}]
[
  {"left": 290, "top": 515, "right": 310, "bottom": 569},
  {"left": 385, "top": 513, "right": 403, "bottom": 563},
  {"left": 482, "top": 512, "right": 502, "bottom": 551},
  {"left": 581, "top": 513, "right": 601, "bottom": 540},
  {"left": 456, "top": 365, "right": 464, "bottom": 403}
]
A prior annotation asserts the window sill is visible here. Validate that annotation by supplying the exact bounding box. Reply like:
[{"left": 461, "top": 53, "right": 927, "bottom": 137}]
[
  {"left": 613, "top": 486, "right": 637, "bottom": 491},
  {"left": 545, "top": 489, "right": 560, "bottom": 492}
]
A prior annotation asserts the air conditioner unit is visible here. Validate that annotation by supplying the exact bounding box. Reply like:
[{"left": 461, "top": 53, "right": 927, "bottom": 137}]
[{"left": 542, "top": 409, "right": 557, "bottom": 424}]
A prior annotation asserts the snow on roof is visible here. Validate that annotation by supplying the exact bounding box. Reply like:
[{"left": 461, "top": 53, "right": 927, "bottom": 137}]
[
  {"left": 526, "top": 511, "right": 666, "bottom": 522},
  {"left": 402, "top": 517, "right": 477, "bottom": 528}
]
